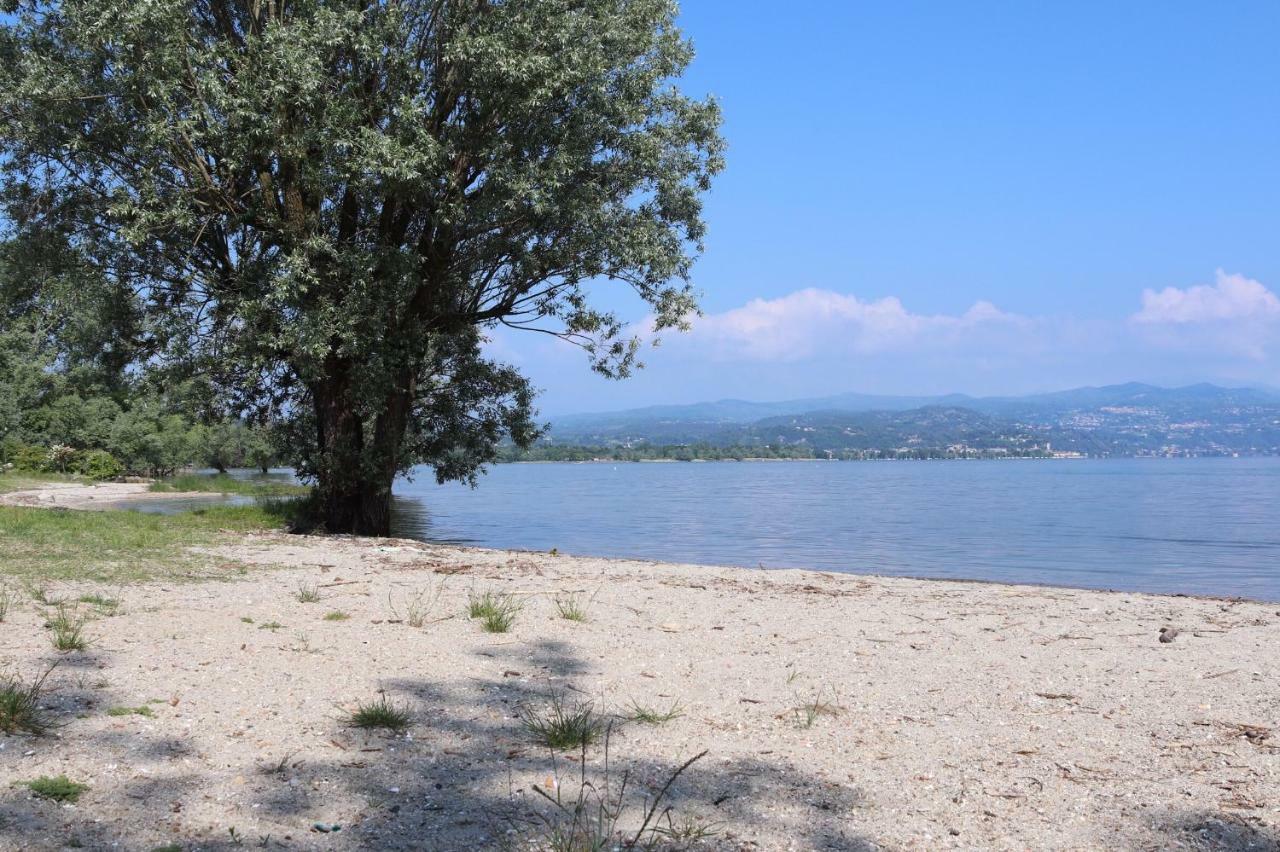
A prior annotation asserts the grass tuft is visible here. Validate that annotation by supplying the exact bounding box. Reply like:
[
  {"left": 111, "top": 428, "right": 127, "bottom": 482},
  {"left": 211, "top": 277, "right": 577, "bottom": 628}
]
[
  {"left": 77, "top": 592, "right": 120, "bottom": 616},
  {"left": 553, "top": 591, "right": 594, "bottom": 623},
  {"left": 0, "top": 586, "right": 11, "bottom": 621},
  {"left": 388, "top": 580, "right": 445, "bottom": 629},
  {"left": 792, "top": 686, "right": 843, "bottom": 729},
  {"left": 295, "top": 583, "right": 321, "bottom": 603},
  {"left": 323, "top": 610, "right": 350, "bottom": 621},
  {"left": 625, "top": 699, "right": 684, "bottom": 726},
  {"left": 0, "top": 665, "right": 56, "bottom": 735},
  {"left": 47, "top": 605, "right": 90, "bottom": 652},
  {"left": 24, "top": 775, "right": 88, "bottom": 802},
  {"left": 257, "top": 621, "right": 284, "bottom": 631},
  {"left": 467, "top": 589, "right": 522, "bottom": 633},
  {"left": 348, "top": 695, "right": 410, "bottom": 732},
  {"left": 519, "top": 695, "right": 604, "bottom": 751}
]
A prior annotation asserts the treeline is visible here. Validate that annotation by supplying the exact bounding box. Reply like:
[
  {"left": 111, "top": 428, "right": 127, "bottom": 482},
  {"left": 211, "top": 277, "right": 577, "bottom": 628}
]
[
  {"left": 0, "top": 238, "right": 283, "bottom": 479},
  {"left": 499, "top": 443, "right": 1055, "bottom": 462}
]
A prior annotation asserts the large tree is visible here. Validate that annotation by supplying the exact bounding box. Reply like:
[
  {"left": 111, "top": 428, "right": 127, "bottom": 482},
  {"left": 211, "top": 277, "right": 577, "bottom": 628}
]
[{"left": 0, "top": 0, "right": 723, "bottom": 533}]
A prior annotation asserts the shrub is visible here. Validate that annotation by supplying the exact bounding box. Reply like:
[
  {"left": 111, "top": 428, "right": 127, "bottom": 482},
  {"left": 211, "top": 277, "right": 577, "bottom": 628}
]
[
  {"left": 24, "top": 775, "right": 88, "bottom": 802},
  {"left": 11, "top": 444, "right": 50, "bottom": 472},
  {"left": 76, "top": 449, "right": 124, "bottom": 481}
]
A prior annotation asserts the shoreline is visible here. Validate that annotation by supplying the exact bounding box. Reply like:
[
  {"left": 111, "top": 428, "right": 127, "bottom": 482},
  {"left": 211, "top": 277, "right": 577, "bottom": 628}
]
[
  {"left": 4, "top": 480, "right": 1277, "bottom": 604},
  {"left": 0, "top": 486, "right": 1276, "bottom": 848}
]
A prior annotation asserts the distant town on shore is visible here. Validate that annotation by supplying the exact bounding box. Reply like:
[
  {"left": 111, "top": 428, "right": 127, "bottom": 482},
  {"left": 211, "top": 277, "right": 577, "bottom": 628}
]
[{"left": 502, "top": 382, "right": 1280, "bottom": 462}]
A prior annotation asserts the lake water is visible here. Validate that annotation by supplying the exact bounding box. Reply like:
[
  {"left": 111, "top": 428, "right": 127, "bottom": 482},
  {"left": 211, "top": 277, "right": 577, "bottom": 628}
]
[
  {"left": 391, "top": 458, "right": 1280, "bottom": 601},
  {"left": 119, "top": 458, "right": 1280, "bottom": 600}
]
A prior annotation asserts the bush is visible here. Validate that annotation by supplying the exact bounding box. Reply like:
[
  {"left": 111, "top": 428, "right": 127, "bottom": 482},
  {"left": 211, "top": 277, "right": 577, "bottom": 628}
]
[
  {"left": 10, "top": 444, "right": 49, "bottom": 472},
  {"left": 75, "top": 450, "right": 124, "bottom": 481}
]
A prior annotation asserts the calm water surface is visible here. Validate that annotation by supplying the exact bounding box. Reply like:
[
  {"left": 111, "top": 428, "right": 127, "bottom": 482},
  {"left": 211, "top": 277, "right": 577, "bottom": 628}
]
[
  {"left": 119, "top": 458, "right": 1280, "bottom": 600},
  {"left": 390, "top": 458, "right": 1280, "bottom": 600}
]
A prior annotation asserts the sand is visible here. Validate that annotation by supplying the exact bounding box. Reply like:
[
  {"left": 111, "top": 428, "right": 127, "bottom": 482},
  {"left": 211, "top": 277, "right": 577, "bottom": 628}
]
[{"left": 0, "top": 483, "right": 1277, "bottom": 850}]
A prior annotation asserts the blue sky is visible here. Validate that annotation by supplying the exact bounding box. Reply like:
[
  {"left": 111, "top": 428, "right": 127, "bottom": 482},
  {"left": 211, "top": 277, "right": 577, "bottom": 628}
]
[{"left": 505, "top": 2, "right": 1280, "bottom": 415}]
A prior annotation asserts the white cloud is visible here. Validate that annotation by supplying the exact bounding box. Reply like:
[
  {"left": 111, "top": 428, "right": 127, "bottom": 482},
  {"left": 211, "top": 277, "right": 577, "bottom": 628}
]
[
  {"left": 1133, "top": 270, "right": 1280, "bottom": 325},
  {"left": 1130, "top": 270, "right": 1280, "bottom": 360},
  {"left": 677, "top": 288, "right": 1032, "bottom": 361}
]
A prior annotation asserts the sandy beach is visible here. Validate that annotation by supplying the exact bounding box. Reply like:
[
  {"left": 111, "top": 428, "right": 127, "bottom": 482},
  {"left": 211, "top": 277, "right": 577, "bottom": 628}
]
[{"left": 0, "top": 483, "right": 1276, "bottom": 850}]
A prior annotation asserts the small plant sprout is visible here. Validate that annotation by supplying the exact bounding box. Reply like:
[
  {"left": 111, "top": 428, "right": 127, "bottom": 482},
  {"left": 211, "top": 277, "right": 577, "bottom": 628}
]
[
  {"left": 77, "top": 592, "right": 120, "bottom": 616},
  {"left": 527, "top": 725, "right": 712, "bottom": 849},
  {"left": 257, "top": 621, "right": 284, "bottom": 631},
  {"left": 323, "top": 610, "right": 350, "bottom": 621},
  {"left": 295, "top": 583, "right": 321, "bottom": 603},
  {"left": 0, "top": 586, "right": 13, "bottom": 621},
  {"left": 47, "top": 605, "right": 89, "bottom": 652},
  {"left": 467, "top": 589, "right": 522, "bottom": 633},
  {"left": 27, "top": 584, "right": 62, "bottom": 606},
  {"left": 792, "top": 686, "right": 843, "bottom": 729},
  {"left": 387, "top": 579, "right": 445, "bottom": 628},
  {"left": 553, "top": 590, "right": 596, "bottom": 623},
  {"left": 0, "top": 664, "right": 57, "bottom": 735},
  {"left": 348, "top": 695, "right": 411, "bottom": 732},
  {"left": 626, "top": 698, "right": 684, "bottom": 725},
  {"left": 519, "top": 694, "right": 604, "bottom": 750},
  {"left": 24, "top": 775, "right": 88, "bottom": 802}
]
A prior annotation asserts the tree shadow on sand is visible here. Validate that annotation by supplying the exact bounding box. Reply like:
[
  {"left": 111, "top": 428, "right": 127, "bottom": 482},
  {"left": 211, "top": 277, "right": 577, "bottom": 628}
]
[
  {"left": 0, "top": 637, "right": 880, "bottom": 850},
  {"left": 1151, "top": 810, "right": 1280, "bottom": 852}
]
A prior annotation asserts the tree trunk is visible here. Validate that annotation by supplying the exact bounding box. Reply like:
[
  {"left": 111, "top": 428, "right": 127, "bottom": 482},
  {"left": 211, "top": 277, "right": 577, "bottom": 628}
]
[{"left": 311, "top": 365, "right": 409, "bottom": 537}]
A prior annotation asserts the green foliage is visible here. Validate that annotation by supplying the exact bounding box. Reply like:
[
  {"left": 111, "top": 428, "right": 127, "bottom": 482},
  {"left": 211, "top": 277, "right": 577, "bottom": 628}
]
[
  {"left": 0, "top": 0, "right": 723, "bottom": 533},
  {"left": 23, "top": 775, "right": 88, "bottom": 803},
  {"left": 75, "top": 449, "right": 124, "bottom": 481},
  {"left": 10, "top": 444, "right": 49, "bottom": 472}
]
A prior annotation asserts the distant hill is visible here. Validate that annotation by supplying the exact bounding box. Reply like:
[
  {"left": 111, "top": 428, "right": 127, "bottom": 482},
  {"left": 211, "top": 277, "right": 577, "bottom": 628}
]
[{"left": 540, "top": 383, "right": 1280, "bottom": 457}]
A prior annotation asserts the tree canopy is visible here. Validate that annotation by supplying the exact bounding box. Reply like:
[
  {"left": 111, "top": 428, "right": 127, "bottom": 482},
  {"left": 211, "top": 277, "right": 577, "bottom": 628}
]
[{"left": 0, "top": 0, "right": 723, "bottom": 532}]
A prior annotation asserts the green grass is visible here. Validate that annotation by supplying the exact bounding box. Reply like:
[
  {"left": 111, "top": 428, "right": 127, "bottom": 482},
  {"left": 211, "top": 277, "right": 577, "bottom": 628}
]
[
  {"left": 77, "top": 592, "right": 120, "bottom": 615},
  {"left": 323, "top": 610, "right": 350, "bottom": 621},
  {"left": 149, "top": 472, "right": 308, "bottom": 498},
  {"left": 467, "top": 590, "right": 522, "bottom": 633},
  {"left": 0, "top": 501, "right": 297, "bottom": 583},
  {"left": 295, "top": 583, "right": 321, "bottom": 603},
  {"left": 47, "top": 605, "right": 90, "bottom": 652},
  {"left": 553, "top": 591, "right": 593, "bottom": 623},
  {"left": 625, "top": 699, "right": 684, "bottom": 725},
  {"left": 0, "top": 666, "right": 56, "bottom": 735},
  {"left": 23, "top": 775, "right": 88, "bottom": 802},
  {"left": 257, "top": 621, "right": 284, "bottom": 631},
  {"left": 0, "top": 473, "right": 80, "bottom": 494},
  {"left": 106, "top": 705, "right": 154, "bottom": 717},
  {"left": 348, "top": 696, "right": 410, "bottom": 732},
  {"left": 519, "top": 695, "right": 604, "bottom": 750}
]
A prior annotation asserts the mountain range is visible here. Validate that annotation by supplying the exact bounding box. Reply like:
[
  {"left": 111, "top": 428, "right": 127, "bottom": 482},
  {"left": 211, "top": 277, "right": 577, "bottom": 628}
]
[{"left": 540, "top": 383, "right": 1280, "bottom": 457}]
